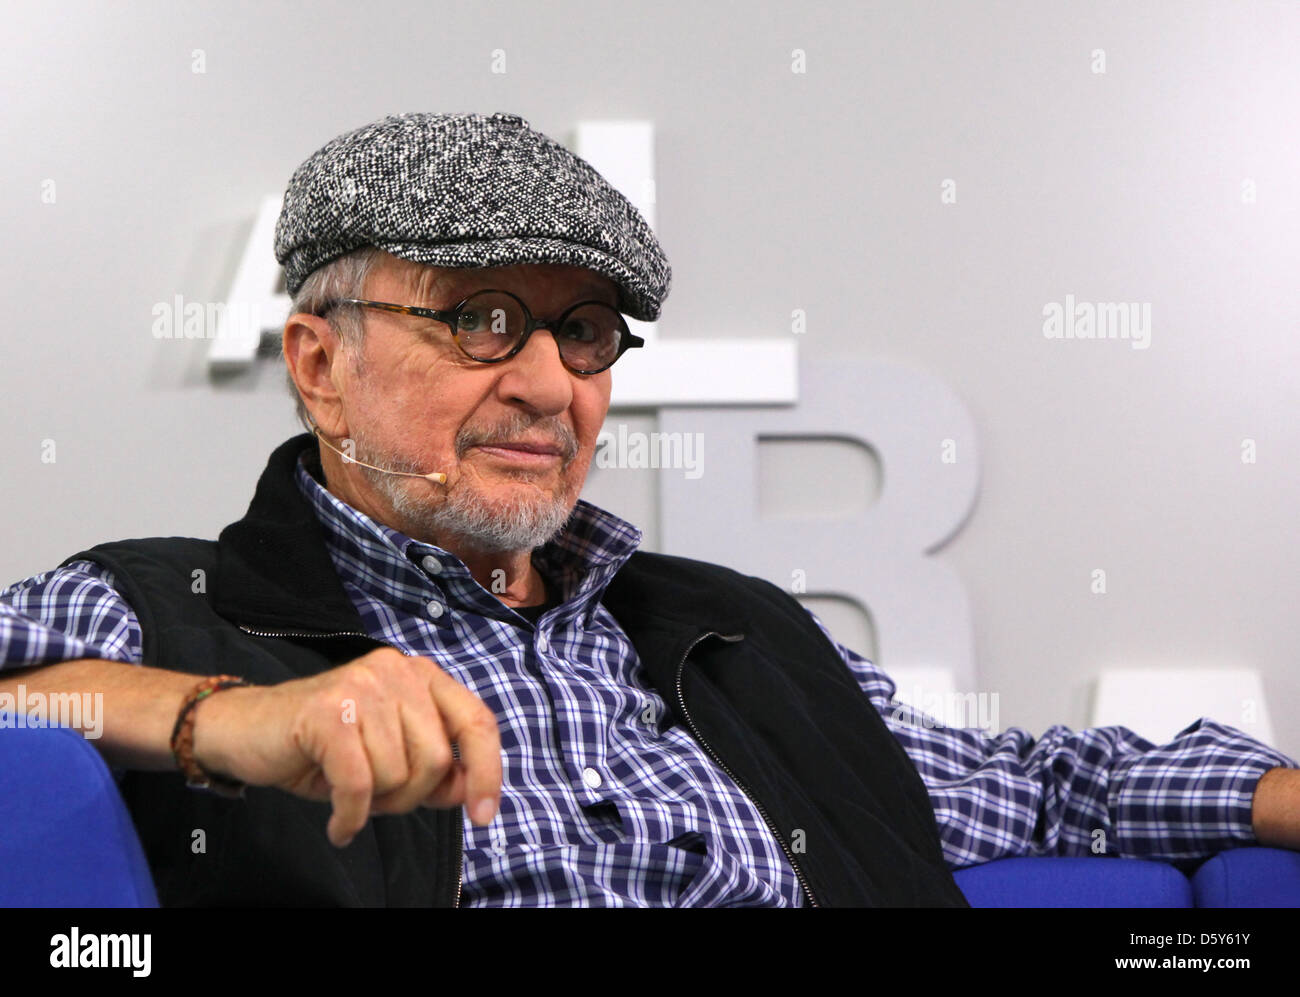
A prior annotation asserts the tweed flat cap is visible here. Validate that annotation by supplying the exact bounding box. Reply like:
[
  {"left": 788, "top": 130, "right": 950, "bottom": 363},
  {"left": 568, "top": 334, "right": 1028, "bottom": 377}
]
[{"left": 274, "top": 112, "right": 671, "bottom": 322}]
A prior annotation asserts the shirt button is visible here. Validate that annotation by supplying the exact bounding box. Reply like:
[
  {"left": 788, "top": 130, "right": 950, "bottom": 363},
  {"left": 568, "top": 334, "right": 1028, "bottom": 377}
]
[
  {"left": 421, "top": 555, "right": 442, "bottom": 575},
  {"left": 426, "top": 600, "right": 445, "bottom": 620},
  {"left": 582, "top": 767, "right": 602, "bottom": 789}
]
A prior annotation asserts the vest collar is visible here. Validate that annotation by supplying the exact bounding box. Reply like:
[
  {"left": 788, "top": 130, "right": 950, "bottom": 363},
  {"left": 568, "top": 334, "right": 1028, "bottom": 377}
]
[
  {"left": 211, "top": 434, "right": 371, "bottom": 633},
  {"left": 210, "top": 434, "right": 751, "bottom": 643}
]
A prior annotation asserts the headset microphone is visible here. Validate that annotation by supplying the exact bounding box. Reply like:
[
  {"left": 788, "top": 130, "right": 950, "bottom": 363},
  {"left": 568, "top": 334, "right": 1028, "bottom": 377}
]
[{"left": 310, "top": 424, "right": 447, "bottom": 484}]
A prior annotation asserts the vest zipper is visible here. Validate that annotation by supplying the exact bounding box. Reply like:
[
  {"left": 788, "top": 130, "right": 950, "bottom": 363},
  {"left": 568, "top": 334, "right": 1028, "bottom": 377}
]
[
  {"left": 673, "top": 631, "right": 821, "bottom": 908},
  {"left": 236, "top": 623, "right": 465, "bottom": 907},
  {"left": 453, "top": 819, "right": 464, "bottom": 908},
  {"left": 236, "top": 625, "right": 372, "bottom": 640},
  {"left": 449, "top": 746, "right": 464, "bottom": 910}
]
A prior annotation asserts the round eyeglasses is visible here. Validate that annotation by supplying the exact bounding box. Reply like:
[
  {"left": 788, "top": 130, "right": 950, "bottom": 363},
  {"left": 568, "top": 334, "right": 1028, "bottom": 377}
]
[{"left": 320, "top": 290, "right": 644, "bottom": 375}]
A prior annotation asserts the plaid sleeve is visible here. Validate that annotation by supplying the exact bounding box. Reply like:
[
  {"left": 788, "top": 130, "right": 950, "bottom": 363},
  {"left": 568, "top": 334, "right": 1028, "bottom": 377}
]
[
  {"left": 803, "top": 610, "right": 1299, "bottom": 870},
  {"left": 0, "top": 560, "right": 144, "bottom": 668},
  {"left": 1, "top": 561, "right": 143, "bottom": 783}
]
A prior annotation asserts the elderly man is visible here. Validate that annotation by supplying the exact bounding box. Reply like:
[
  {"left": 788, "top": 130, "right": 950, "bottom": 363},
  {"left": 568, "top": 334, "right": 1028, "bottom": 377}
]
[{"left": 1, "top": 112, "right": 1297, "bottom": 907}]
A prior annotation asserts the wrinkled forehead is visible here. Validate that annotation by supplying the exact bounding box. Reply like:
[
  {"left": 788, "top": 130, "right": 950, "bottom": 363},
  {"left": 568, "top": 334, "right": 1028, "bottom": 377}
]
[{"left": 374, "top": 253, "right": 620, "bottom": 307}]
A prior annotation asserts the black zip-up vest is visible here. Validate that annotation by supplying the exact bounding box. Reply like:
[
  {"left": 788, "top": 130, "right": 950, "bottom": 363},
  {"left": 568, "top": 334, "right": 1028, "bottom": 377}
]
[{"left": 61, "top": 434, "right": 968, "bottom": 907}]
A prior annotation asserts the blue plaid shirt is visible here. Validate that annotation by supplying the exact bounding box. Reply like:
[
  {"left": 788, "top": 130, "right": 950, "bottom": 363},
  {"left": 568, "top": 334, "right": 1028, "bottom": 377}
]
[{"left": 2, "top": 452, "right": 1295, "bottom": 905}]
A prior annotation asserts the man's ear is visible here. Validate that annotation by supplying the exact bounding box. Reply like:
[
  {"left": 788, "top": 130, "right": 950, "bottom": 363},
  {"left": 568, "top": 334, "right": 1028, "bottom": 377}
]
[{"left": 282, "top": 313, "right": 349, "bottom": 436}]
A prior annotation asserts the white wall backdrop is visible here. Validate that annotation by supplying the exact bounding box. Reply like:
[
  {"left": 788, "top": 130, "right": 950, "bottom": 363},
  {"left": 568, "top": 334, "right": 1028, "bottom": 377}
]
[{"left": 1, "top": 0, "right": 1296, "bottom": 758}]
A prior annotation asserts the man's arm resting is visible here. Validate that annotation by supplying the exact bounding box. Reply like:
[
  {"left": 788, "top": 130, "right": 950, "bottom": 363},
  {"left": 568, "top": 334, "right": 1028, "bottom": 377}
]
[
  {"left": 0, "top": 650, "right": 502, "bottom": 847},
  {"left": 1253, "top": 767, "right": 1300, "bottom": 849},
  {"left": 0, "top": 658, "right": 243, "bottom": 773}
]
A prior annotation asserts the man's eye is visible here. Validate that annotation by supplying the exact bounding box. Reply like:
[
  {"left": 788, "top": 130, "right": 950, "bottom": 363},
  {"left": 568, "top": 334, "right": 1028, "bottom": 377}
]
[
  {"left": 560, "top": 319, "right": 599, "bottom": 343},
  {"left": 459, "top": 308, "right": 512, "bottom": 335}
]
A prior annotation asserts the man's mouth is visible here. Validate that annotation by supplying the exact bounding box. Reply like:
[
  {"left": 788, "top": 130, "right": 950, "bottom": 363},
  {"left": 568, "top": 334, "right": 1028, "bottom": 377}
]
[{"left": 472, "top": 439, "right": 568, "bottom": 464}]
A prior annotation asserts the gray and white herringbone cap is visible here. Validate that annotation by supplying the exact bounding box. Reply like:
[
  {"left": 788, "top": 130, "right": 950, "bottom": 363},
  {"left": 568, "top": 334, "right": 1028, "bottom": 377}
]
[{"left": 274, "top": 112, "right": 672, "bottom": 322}]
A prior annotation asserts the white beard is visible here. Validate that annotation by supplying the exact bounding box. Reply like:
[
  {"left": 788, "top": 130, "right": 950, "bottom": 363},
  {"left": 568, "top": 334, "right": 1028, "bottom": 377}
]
[{"left": 350, "top": 417, "right": 579, "bottom": 555}]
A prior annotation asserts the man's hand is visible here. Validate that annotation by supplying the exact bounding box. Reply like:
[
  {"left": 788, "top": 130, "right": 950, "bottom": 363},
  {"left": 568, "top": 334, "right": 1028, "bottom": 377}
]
[
  {"left": 190, "top": 647, "right": 502, "bottom": 848},
  {"left": 1252, "top": 767, "right": 1300, "bottom": 850}
]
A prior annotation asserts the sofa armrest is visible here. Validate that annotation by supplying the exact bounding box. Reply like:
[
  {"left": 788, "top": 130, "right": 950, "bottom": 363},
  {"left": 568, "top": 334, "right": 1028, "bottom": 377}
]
[
  {"left": 1192, "top": 846, "right": 1300, "bottom": 907},
  {"left": 953, "top": 856, "right": 1195, "bottom": 907},
  {"left": 0, "top": 719, "right": 158, "bottom": 907}
]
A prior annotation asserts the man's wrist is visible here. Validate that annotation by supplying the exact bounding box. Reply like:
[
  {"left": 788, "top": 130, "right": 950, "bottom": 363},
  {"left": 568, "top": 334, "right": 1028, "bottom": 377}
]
[{"left": 187, "top": 682, "right": 256, "bottom": 786}]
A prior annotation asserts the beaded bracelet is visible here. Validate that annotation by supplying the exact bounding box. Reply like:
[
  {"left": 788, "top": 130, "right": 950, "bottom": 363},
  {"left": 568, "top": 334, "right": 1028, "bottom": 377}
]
[{"left": 170, "top": 675, "right": 251, "bottom": 799}]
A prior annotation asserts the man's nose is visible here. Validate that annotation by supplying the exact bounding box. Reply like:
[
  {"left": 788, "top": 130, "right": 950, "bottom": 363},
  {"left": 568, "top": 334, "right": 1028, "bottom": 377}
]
[{"left": 495, "top": 325, "right": 574, "bottom": 414}]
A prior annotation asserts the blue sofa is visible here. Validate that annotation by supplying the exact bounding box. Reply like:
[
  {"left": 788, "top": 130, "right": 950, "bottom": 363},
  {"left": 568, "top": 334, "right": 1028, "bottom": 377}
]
[{"left": 2, "top": 719, "right": 1297, "bottom": 907}]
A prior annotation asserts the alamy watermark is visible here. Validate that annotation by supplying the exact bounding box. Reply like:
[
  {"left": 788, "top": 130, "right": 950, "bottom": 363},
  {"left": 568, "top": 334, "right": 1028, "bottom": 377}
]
[
  {"left": 0, "top": 685, "right": 103, "bottom": 739},
  {"left": 151, "top": 294, "right": 272, "bottom": 341},
  {"left": 890, "top": 688, "right": 1000, "bottom": 739},
  {"left": 50, "top": 928, "right": 150, "bottom": 977},
  {"left": 595, "top": 424, "right": 704, "bottom": 479},
  {"left": 1042, "top": 295, "right": 1151, "bottom": 350}
]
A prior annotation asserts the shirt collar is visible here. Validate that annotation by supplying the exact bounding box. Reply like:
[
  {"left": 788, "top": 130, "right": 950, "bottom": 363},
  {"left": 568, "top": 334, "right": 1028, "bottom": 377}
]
[{"left": 292, "top": 446, "right": 644, "bottom": 623}]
